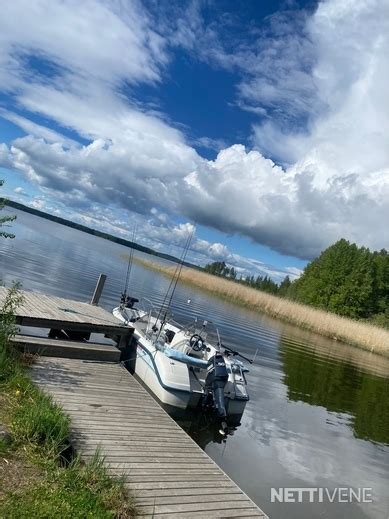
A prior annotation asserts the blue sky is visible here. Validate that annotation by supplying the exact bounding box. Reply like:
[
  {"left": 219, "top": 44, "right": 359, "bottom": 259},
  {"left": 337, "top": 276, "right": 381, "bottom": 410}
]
[{"left": 0, "top": 0, "right": 388, "bottom": 281}]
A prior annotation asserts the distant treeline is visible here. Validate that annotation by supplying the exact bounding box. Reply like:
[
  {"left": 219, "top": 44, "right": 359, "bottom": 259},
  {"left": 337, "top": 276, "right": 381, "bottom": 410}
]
[
  {"left": 2, "top": 199, "right": 195, "bottom": 268},
  {"left": 204, "top": 239, "right": 389, "bottom": 327}
]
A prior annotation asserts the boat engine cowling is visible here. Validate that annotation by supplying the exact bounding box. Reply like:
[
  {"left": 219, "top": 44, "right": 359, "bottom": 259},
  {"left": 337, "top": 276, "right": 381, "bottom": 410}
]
[{"left": 205, "top": 353, "right": 229, "bottom": 420}]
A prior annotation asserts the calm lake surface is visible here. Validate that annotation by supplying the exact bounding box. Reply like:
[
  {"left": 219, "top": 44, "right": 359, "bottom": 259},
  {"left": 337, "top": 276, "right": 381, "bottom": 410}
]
[{"left": 1, "top": 209, "right": 388, "bottom": 518}]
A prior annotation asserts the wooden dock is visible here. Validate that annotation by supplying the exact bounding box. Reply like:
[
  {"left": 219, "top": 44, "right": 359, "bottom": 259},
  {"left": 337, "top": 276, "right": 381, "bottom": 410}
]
[
  {"left": 0, "top": 286, "right": 132, "bottom": 359},
  {"left": 31, "top": 357, "right": 268, "bottom": 518}
]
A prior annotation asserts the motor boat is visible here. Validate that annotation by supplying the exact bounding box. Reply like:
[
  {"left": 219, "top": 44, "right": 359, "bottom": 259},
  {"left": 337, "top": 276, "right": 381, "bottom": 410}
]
[{"left": 113, "top": 296, "right": 250, "bottom": 430}]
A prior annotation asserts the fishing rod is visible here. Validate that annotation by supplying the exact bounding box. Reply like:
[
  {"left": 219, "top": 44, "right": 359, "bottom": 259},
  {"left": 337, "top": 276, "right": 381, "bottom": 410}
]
[
  {"left": 166, "top": 227, "right": 195, "bottom": 311},
  {"left": 155, "top": 228, "right": 195, "bottom": 338},
  {"left": 122, "top": 225, "right": 137, "bottom": 302},
  {"left": 155, "top": 230, "right": 193, "bottom": 321},
  {"left": 154, "top": 249, "right": 185, "bottom": 323}
]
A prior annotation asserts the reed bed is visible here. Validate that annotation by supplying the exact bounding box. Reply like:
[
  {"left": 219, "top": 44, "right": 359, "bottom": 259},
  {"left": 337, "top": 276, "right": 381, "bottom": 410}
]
[{"left": 135, "top": 257, "right": 389, "bottom": 357}]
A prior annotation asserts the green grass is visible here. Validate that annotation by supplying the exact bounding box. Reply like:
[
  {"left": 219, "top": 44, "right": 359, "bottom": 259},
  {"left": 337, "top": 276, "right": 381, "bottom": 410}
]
[
  {"left": 1, "top": 454, "right": 133, "bottom": 519},
  {"left": 0, "top": 285, "right": 136, "bottom": 518},
  {"left": 0, "top": 437, "right": 10, "bottom": 457},
  {"left": 11, "top": 382, "right": 71, "bottom": 458}
]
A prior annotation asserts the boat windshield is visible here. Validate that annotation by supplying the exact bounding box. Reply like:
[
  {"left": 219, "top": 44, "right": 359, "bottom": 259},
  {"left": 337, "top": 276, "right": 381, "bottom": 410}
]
[
  {"left": 138, "top": 297, "right": 156, "bottom": 315},
  {"left": 181, "top": 318, "right": 221, "bottom": 346}
]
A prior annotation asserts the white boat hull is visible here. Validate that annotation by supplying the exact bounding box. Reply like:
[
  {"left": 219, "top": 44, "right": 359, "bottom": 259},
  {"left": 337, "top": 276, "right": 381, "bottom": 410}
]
[
  {"left": 113, "top": 305, "right": 249, "bottom": 419},
  {"left": 135, "top": 341, "right": 247, "bottom": 417},
  {"left": 135, "top": 343, "right": 199, "bottom": 409}
]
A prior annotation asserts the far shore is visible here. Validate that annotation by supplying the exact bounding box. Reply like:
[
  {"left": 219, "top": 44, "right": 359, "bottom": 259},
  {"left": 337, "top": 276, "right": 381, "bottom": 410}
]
[{"left": 133, "top": 256, "right": 389, "bottom": 357}]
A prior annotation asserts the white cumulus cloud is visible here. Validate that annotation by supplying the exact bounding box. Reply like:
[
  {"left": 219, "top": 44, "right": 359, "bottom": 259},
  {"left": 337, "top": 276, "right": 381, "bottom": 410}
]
[{"left": 0, "top": 0, "right": 388, "bottom": 264}]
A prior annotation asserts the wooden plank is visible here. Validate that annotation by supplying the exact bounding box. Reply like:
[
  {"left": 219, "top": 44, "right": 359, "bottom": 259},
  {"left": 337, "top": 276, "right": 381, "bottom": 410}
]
[
  {"left": 75, "top": 443, "right": 199, "bottom": 452},
  {"left": 28, "top": 380, "right": 147, "bottom": 393},
  {"left": 43, "top": 392, "right": 160, "bottom": 405},
  {"left": 67, "top": 414, "right": 170, "bottom": 424},
  {"left": 32, "top": 362, "right": 132, "bottom": 375},
  {"left": 46, "top": 387, "right": 150, "bottom": 397},
  {"left": 84, "top": 460, "right": 213, "bottom": 469},
  {"left": 77, "top": 450, "right": 207, "bottom": 459},
  {"left": 71, "top": 431, "right": 187, "bottom": 439},
  {"left": 72, "top": 438, "right": 193, "bottom": 447},
  {"left": 11, "top": 334, "right": 120, "bottom": 362},
  {"left": 136, "top": 501, "right": 262, "bottom": 514},
  {"left": 136, "top": 493, "right": 248, "bottom": 505},
  {"left": 16, "top": 317, "right": 129, "bottom": 336},
  {"left": 123, "top": 477, "right": 233, "bottom": 486},
  {"left": 124, "top": 478, "right": 235, "bottom": 487},
  {"left": 109, "top": 469, "right": 223, "bottom": 476},
  {"left": 11, "top": 335, "right": 117, "bottom": 352},
  {"left": 133, "top": 486, "right": 240, "bottom": 497},
  {"left": 31, "top": 378, "right": 144, "bottom": 390},
  {"left": 60, "top": 417, "right": 182, "bottom": 428},
  {"left": 141, "top": 511, "right": 264, "bottom": 518},
  {"left": 46, "top": 388, "right": 157, "bottom": 400},
  {"left": 60, "top": 408, "right": 168, "bottom": 419}
]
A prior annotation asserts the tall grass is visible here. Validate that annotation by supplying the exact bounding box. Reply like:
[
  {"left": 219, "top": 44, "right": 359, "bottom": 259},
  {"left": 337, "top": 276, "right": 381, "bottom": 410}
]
[
  {"left": 135, "top": 257, "right": 389, "bottom": 356},
  {"left": 11, "top": 385, "right": 71, "bottom": 457}
]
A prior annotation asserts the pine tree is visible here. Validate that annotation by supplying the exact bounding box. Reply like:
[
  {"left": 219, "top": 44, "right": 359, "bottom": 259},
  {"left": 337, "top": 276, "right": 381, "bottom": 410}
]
[{"left": 279, "top": 275, "right": 291, "bottom": 297}]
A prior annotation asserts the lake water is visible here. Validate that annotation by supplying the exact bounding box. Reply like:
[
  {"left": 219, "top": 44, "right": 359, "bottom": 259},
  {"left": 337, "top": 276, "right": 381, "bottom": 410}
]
[{"left": 1, "top": 209, "right": 388, "bottom": 518}]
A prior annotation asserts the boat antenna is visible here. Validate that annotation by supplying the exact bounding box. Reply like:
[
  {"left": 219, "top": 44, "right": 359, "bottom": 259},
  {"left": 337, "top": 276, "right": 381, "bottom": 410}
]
[{"left": 122, "top": 225, "right": 137, "bottom": 299}]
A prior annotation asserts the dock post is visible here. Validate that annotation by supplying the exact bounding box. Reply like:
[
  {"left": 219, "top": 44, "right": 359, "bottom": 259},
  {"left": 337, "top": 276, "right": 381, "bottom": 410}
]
[{"left": 90, "top": 274, "right": 107, "bottom": 305}]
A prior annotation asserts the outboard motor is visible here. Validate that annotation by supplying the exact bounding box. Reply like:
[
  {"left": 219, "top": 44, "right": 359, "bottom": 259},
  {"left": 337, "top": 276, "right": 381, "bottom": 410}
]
[{"left": 204, "top": 353, "right": 229, "bottom": 433}]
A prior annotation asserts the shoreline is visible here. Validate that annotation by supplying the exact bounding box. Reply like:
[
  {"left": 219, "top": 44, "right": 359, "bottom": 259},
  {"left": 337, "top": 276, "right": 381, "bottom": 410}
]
[{"left": 134, "top": 257, "right": 389, "bottom": 357}]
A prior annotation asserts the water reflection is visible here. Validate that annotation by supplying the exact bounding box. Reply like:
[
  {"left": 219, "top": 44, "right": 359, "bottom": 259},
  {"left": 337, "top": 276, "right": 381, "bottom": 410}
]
[
  {"left": 171, "top": 409, "right": 242, "bottom": 448},
  {"left": 281, "top": 336, "right": 389, "bottom": 445}
]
